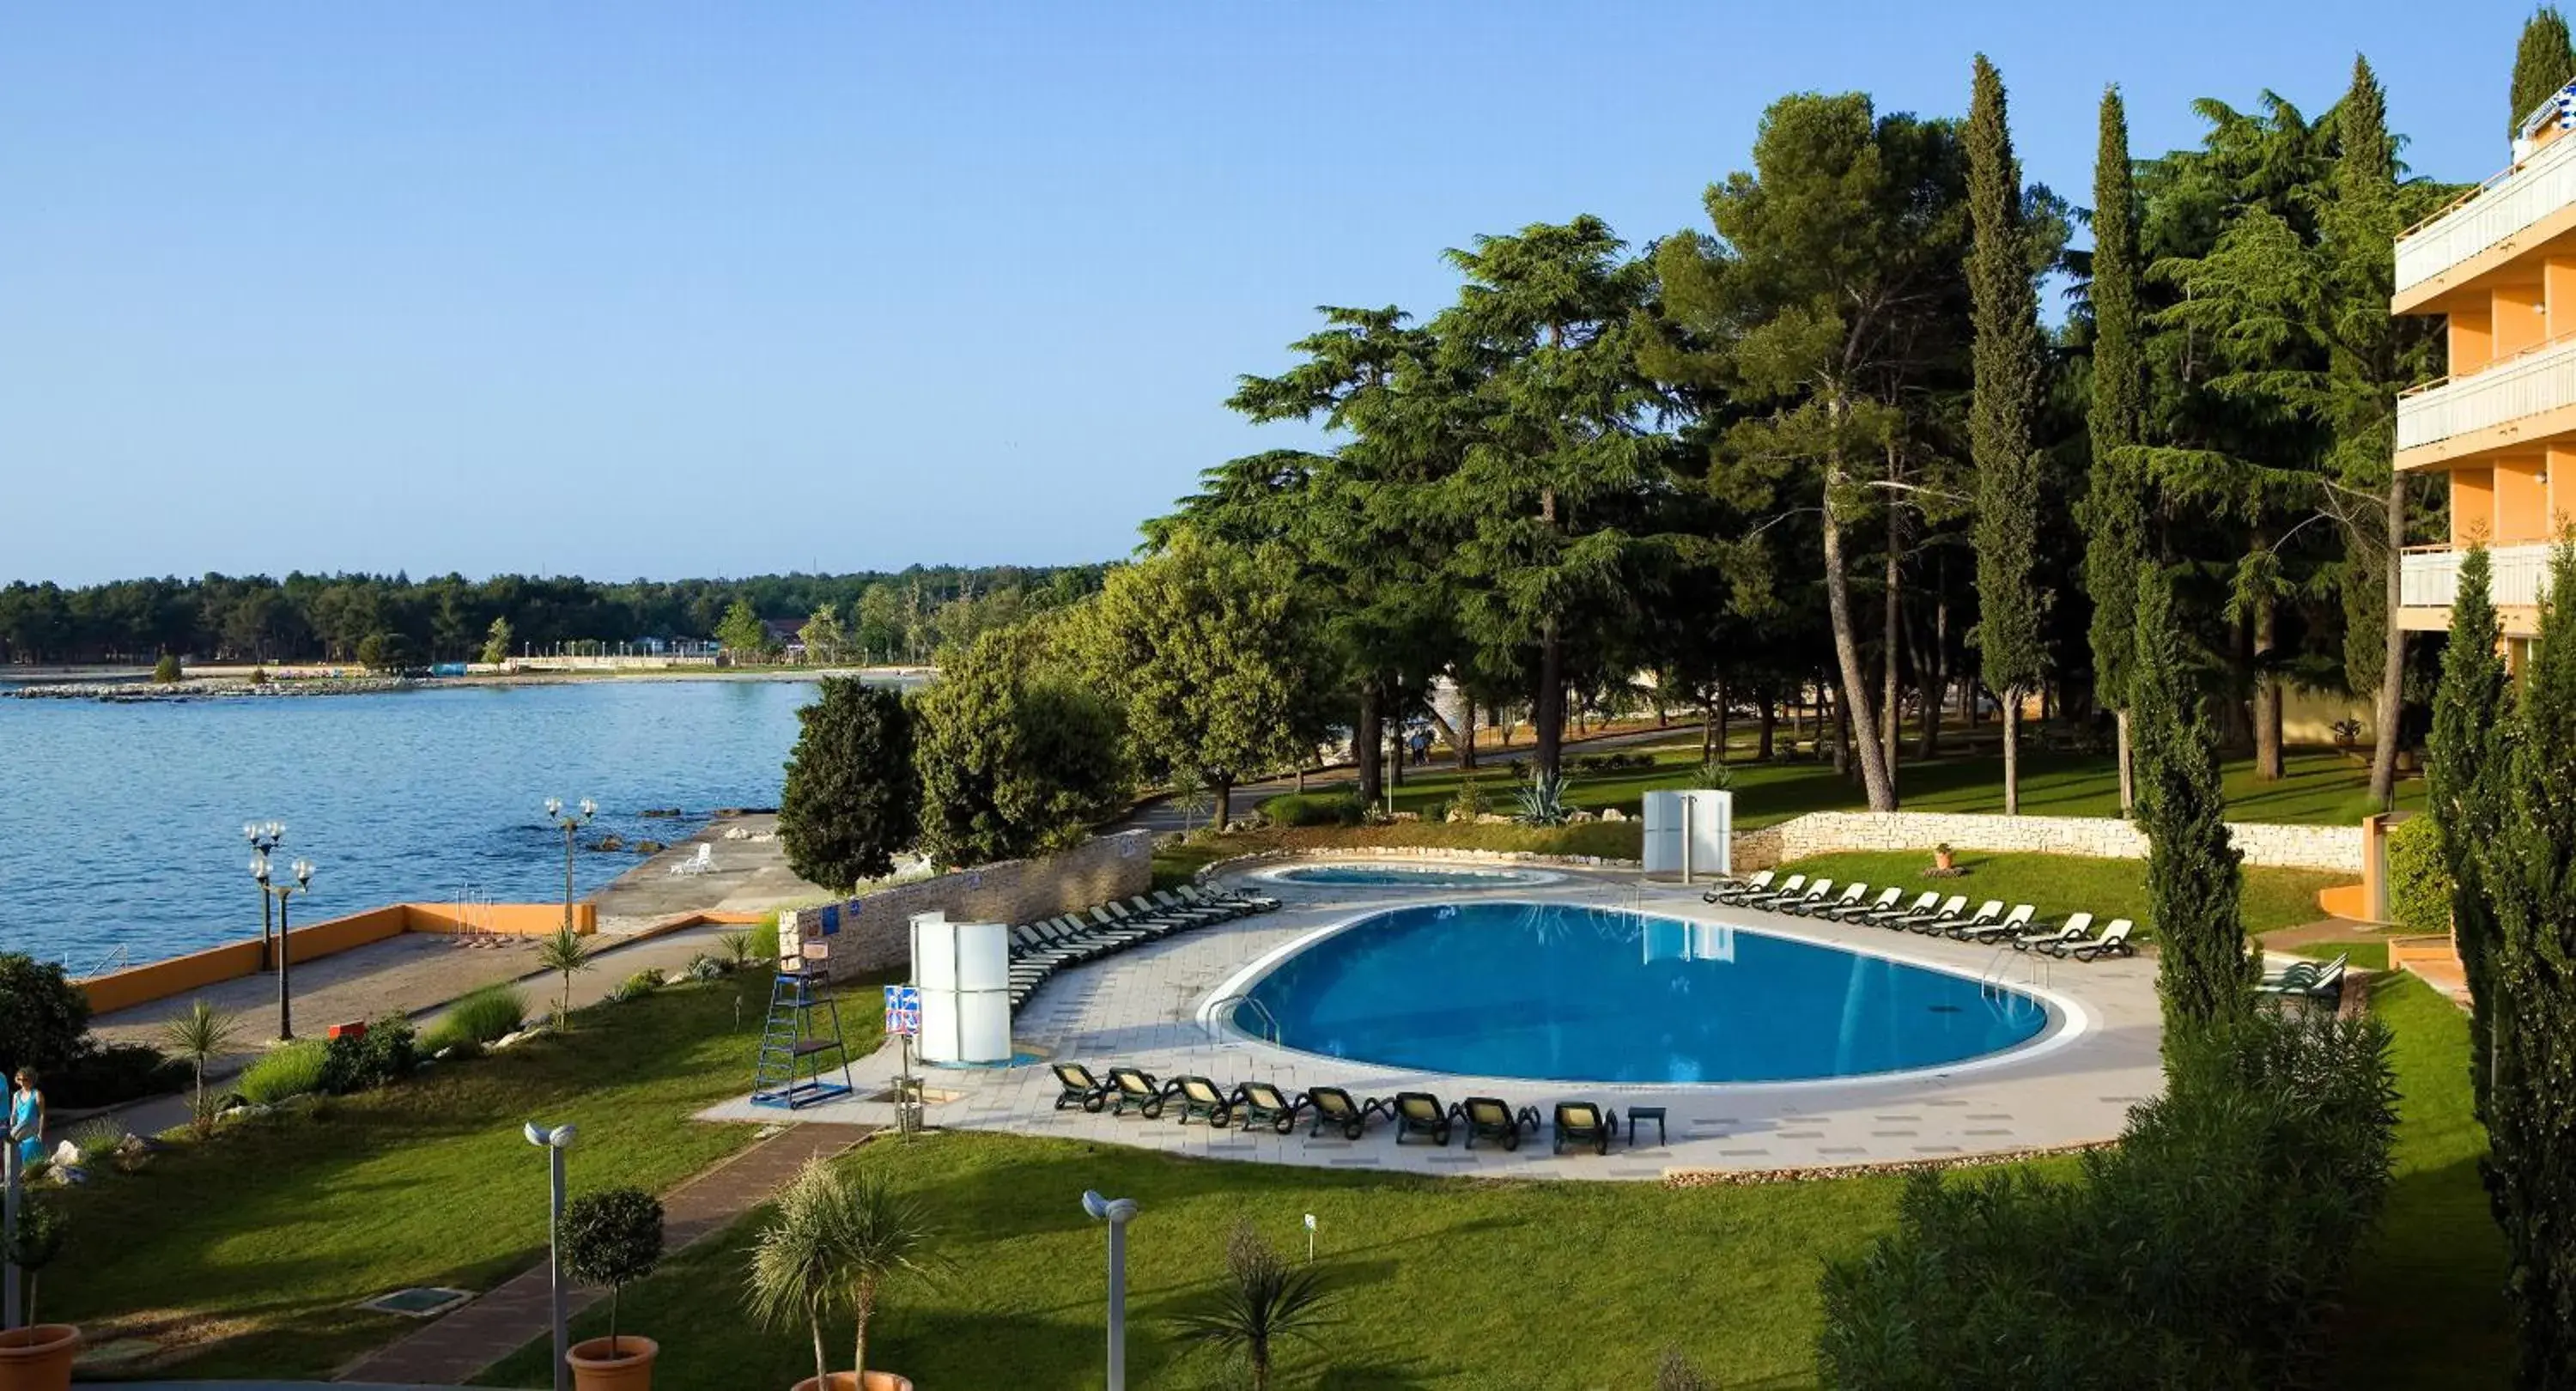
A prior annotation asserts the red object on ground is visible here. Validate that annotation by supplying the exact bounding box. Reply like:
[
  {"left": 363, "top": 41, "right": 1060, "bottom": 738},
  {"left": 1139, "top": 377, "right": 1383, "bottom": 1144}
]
[{"left": 328, "top": 1021, "right": 368, "bottom": 1042}]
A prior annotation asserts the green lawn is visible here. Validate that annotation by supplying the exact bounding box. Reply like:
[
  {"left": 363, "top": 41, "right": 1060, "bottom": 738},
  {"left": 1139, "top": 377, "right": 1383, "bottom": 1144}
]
[
  {"left": 1151, "top": 821, "right": 1643, "bottom": 890},
  {"left": 1360, "top": 742, "right": 2416, "bottom": 829},
  {"left": 1768, "top": 848, "right": 2348, "bottom": 937},
  {"left": 47, "top": 969, "right": 865, "bottom": 1380},
  {"left": 477, "top": 1129, "right": 1924, "bottom": 1390},
  {"left": 2332, "top": 975, "right": 2512, "bottom": 1388},
  {"left": 2280, "top": 938, "right": 2392, "bottom": 971}
]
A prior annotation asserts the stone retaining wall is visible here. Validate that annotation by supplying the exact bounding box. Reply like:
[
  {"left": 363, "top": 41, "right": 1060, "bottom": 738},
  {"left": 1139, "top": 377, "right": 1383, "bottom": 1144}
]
[
  {"left": 786, "top": 830, "right": 1155, "bottom": 979},
  {"left": 1729, "top": 811, "right": 2360, "bottom": 874}
]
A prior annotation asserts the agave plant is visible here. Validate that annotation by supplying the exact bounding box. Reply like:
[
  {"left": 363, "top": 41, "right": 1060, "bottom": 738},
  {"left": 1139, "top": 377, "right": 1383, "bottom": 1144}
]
[
  {"left": 1513, "top": 769, "right": 1571, "bottom": 827},
  {"left": 1697, "top": 756, "right": 1735, "bottom": 791}
]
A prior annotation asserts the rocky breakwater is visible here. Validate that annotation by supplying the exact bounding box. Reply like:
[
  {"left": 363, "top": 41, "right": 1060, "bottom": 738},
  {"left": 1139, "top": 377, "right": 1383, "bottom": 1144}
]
[{"left": 8, "top": 677, "right": 416, "bottom": 702}]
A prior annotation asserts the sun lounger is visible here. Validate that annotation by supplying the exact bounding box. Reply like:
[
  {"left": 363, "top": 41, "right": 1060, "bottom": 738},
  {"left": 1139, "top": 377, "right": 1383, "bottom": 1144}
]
[
  {"left": 1107, "top": 1066, "right": 1166, "bottom": 1118},
  {"left": 1704, "top": 870, "right": 1775, "bottom": 906},
  {"left": 1228, "top": 1080, "right": 1306, "bottom": 1134},
  {"left": 1450, "top": 1096, "right": 1540, "bottom": 1151},
  {"left": 1165, "top": 1074, "right": 1233, "bottom": 1127},
  {"left": 1052, "top": 1063, "right": 1112, "bottom": 1112},
  {"left": 1889, "top": 893, "right": 1965, "bottom": 932},
  {"left": 1863, "top": 890, "right": 1940, "bottom": 927},
  {"left": 1391, "top": 1091, "right": 1453, "bottom": 1146},
  {"left": 667, "top": 843, "right": 714, "bottom": 877},
  {"left": 1552, "top": 1100, "right": 1618, "bottom": 1156},
  {"left": 1770, "top": 879, "right": 1832, "bottom": 915},
  {"left": 1955, "top": 903, "right": 2037, "bottom": 943},
  {"left": 1795, "top": 882, "right": 1868, "bottom": 919},
  {"left": 1743, "top": 874, "right": 1809, "bottom": 911},
  {"left": 2011, "top": 917, "right": 2087, "bottom": 953},
  {"left": 1188, "top": 881, "right": 1279, "bottom": 914},
  {"left": 1927, "top": 900, "right": 2002, "bottom": 937},
  {"left": 1151, "top": 890, "right": 1236, "bottom": 923},
  {"left": 1303, "top": 1085, "right": 1388, "bottom": 1140},
  {"left": 2055, "top": 918, "right": 2136, "bottom": 961},
  {"left": 2261, "top": 951, "right": 2343, "bottom": 989},
  {"left": 1830, "top": 887, "right": 1905, "bottom": 924}
]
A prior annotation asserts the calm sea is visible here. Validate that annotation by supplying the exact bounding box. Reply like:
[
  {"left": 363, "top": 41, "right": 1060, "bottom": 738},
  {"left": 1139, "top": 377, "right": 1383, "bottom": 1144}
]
[{"left": 0, "top": 679, "right": 856, "bottom": 970}]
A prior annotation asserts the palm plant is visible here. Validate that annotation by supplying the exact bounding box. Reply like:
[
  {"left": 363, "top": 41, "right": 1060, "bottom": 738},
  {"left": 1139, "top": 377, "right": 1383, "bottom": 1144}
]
[
  {"left": 826, "top": 1168, "right": 945, "bottom": 1380},
  {"left": 537, "top": 925, "right": 590, "bottom": 1021},
  {"left": 718, "top": 928, "right": 756, "bottom": 968},
  {"left": 746, "top": 1159, "right": 945, "bottom": 1387},
  {"left": 158, "top": 997, "right": 240, "bottom": 1138},
  {"left": 1170, "top": 1223, "right": 1337, "bottom": 1391}
]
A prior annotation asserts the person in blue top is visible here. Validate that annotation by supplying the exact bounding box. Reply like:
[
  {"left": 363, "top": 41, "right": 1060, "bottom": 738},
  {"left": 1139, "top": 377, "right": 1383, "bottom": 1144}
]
[{"left": 9, "top": 1066, "right": 42, "bottom": 1171}]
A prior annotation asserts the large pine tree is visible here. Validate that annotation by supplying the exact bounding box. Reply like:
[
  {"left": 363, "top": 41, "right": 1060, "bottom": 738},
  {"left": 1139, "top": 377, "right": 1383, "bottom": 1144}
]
[
  {"left": 2132, "top": 566, "right": 2257, "bottom": 1040},
  {"left": 2429, "top": 545, "right": 2508, "bottom": 1122},
  {"left": 1966, "top": 55, "right": 2047, "bottom": 815},
  {"left": 2513, "top": 6, "right": 2576, "bottom": 137},
  {"left": 777, "top": 677, "right": 919, "bottom": 892},
  {"left": 2085, "top": 85, "right": 2148, "bottom": 815}
]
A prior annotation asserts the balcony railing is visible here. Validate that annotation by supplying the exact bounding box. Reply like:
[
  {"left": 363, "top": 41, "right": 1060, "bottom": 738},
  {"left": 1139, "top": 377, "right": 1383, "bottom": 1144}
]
[
  {"left": 2400, "top": 544, "right": 2556, "bottom": 608},
  {"left": 2397, "top": 132, "right": 2576, "bottom": 296},
  {"left": 2397, "top": 333, "right": 2576, "bottom": 451}
]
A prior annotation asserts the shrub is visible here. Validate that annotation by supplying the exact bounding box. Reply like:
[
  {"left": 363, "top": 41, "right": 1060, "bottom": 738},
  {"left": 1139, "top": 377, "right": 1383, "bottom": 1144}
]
[
  {"left": 1447, "top": 776, "right": 1492, "bottom": 823},
  {"left": 46, "top": 1042, "right": 190, "bottom": 1109},
  {"left": 2385, "top": 813, "right": 2447, "bottom": 936},
  {"left": 1261, "top": 792, "right": 1364, "bottom": 828},
  {"left": 0, "top": 953, "right": 92, "bottom": 1081},
  {"left": 747, "top": 916, "right": 782, "bottom": 964},
  {"left": 64, "top": 1117, "right": 128, "bottom": 1165},
  {"left": 684, "top": 953, "right": 726, "bottom": 982},
  {"left": 1817, "top": 1008, "right": 2397, "bottom": 1388},
  {"left": 238, "top": 1040, "right": 330, "bottom": 1105},
  {"left": 445, "top": 983, "right": 530, "bottom": 1045},
  {"left": 607, "top": 969, "right": 665, "bottom": 1005},
  {"left": 317, "top": 1016, "right": 418, "bottom": 1096},
  {"left": 246, "top": 666, "right": 270, "bottom": 684},
  {"left": 151, "top": 653, "right": 182, "bottom": 683}
]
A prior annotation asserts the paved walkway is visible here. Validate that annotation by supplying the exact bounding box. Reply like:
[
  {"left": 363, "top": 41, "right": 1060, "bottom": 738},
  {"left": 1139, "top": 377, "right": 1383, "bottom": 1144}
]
[
  {"left": 336, "top": 1122, "right": 871, "bottom": 1386},
  {"left": 699, "top": 869, "right": 2164, "bottom": 1181}
]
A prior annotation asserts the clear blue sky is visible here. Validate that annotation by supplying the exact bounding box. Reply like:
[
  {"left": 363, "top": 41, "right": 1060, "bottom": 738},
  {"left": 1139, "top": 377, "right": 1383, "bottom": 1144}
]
[{"left": 0, "top": 3, "right": 2532, "bottom": 586}]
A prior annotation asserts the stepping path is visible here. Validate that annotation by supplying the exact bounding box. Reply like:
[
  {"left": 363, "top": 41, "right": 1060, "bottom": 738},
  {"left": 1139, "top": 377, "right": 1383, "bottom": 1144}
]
[{"left": 336, "top": 1122, "right": 871, "bottom": 1386}]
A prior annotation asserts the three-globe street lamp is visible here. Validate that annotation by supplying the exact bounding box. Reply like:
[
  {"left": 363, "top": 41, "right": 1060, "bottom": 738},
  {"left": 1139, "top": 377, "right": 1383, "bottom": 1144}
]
[
  {"left": 544, "top": 798, "right": 596, "bottom": 932},
  {"left": 243, "top": 821, "right": 285, "bottom": 969},
  {"left": 252, "top": 853, "right": 315, "bottom": 1042},
  {"left": 525, "top": 1121, "right": 580, "bottom": 1391}
]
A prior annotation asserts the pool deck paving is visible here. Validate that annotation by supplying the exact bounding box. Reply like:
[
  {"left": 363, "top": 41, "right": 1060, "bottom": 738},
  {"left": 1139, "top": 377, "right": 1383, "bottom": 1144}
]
[{"left": 696, "top": 869, "right": 2166, "bottom": 1181}]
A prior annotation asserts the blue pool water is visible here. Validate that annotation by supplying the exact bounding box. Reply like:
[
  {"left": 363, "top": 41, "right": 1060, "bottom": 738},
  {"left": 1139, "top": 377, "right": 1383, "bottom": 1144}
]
[
  {"left": 1242, "top": 902, "right": 2050, "bottom": 1084},
  {"left": 1267, "top": 864, "right": 1558, "bottom": 888}
]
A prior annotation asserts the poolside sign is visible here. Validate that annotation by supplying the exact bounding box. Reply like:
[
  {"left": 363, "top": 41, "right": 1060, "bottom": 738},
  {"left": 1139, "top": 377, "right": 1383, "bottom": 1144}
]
[{"left": 884, "top": 985, "right": 922, "bottom": 1036}]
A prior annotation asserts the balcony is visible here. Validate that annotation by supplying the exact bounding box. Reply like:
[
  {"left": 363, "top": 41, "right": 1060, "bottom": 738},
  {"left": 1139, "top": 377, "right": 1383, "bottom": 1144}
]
[
  {"left": 2399, "top": 544, "right": 2555, "bottom": 609},
  {"left": 2397, "top": 334, "right": 2576, "bottom": 456},
  {"left": 2396, "top": 132, "right": 2576, "bottom": 306}
]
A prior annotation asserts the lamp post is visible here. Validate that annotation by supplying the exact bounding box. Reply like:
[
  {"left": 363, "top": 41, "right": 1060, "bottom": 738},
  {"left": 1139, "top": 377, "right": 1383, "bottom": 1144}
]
[
  {"left": 544, "top": 798, "right": 596, "bottom": 932},
  {"left": 244, "top": 821, "right": 285, "bottom": 969},
  {"left": 252, "top": 853, "right": 315, "bottom": 1042},
  {"left": 1081, "top": 1190, "right": 1138, "bottom": 1391},
  {"left": 525, "top": 1121, "right": 579, "bottom": 1391}
]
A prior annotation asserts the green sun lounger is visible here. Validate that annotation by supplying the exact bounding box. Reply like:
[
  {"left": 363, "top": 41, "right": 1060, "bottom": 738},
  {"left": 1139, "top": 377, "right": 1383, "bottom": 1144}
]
[
  {"left": 1229, "top": 1080, "right": 1306, "bottom": 1134},
  {"left": 1303, "top": 1085, "right": 1388, "bottom": 1139},
  {"left": 1052, "top": 1062, "right": 1111, "bottom": 1112},
  {"left": 1552, "top": 1100, "right": 1619, "bottom": 1156},
  {"left": 1454, "top": 1096, "right": 1541, "bottom": 1151},
  {"left": 1391, "top": 1090, "right": 1453, "bottom": 1146},
  {"left": 1107, "top": 1066, "right": 1165, "bottom": 1118},
  {"left": 1166, "top": 1074, "right": 1233, "bottom": 1127}
]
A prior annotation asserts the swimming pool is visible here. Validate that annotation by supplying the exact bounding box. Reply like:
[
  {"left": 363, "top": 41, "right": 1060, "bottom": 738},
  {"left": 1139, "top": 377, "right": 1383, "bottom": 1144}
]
[
  {"left": 1258, "top": 863, "right": 1564, "bottom": 889},
  {"left": 1233, "top": 902, "right": 2052, "bottom": 1084}
]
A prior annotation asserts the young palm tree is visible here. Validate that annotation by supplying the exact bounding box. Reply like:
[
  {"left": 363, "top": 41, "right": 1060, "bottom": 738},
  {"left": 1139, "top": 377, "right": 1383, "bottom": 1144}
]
[
  {"left": 1170, "top": 1224, "right": 1337, "bottom": 1391},
  {"left": 746, "top": 1159, "right": 846, "bottom": 1389},
  {"left": 537, "top": 926, "right": 590, "bottom": 1021},
  {"left": 158, "top": 998, "right": 240, "bottom": 1138},
  {"left": 824, "top": 1169, "right": 945, "bottom": 1382}
]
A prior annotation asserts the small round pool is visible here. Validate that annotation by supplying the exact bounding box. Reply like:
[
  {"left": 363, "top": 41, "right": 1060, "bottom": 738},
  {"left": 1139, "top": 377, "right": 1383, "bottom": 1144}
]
[
  {"left": 1232, "top": 902, "right": 2051, "bottom": 1084},
  {"left": 1258, "top": 862, "right": 1564, "bottom": 889}
]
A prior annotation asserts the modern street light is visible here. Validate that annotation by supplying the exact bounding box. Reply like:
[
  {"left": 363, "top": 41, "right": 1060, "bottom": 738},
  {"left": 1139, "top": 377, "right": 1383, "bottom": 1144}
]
[
  {"left": 1081, "top": 1190, "right": 1139, "bottom": 1391},
  {"left": 252, "top": 853, "right": 315, "bottom": 1042},
  {"left": 525, "top": 1121, "right": 580, "bottom": 1391},
  {"left": 544, "top": 798, "right": 596, "bottom": 932},
  {"left": 243, "top": 821, "right": 285, "bottom": 968}
]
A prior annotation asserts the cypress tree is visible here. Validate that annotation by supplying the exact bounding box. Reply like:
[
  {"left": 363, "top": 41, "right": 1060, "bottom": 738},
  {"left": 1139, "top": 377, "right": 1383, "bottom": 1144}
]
[
  {"left": 1965, "top": 54, "right": 2047, "bottom": 815},
  {"left": 2470, "top": 542, "right": 2576, "bottom": 1384},
  {"left": 2512, "top": 7, "right": 2576, "bottom": 137},
  {"left": 2132, "top": 567, "right": 2256, "bottom": 1041},
  {"left": 2083, "top": 85, "right": 2148, "bottom": 814},
  {"left": 2428, "top": 545, "right": 2508, "bottom": 1122}
]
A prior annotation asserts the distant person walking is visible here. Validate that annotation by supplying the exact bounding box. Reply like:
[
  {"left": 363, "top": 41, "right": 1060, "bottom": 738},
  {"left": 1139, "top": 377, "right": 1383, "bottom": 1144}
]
[
  {"left": 9, "top": 1067, "right": 43, "bottom": 1171},
  {"left": 1410, "top": 730, "right": 1431, "bottom": 766}
]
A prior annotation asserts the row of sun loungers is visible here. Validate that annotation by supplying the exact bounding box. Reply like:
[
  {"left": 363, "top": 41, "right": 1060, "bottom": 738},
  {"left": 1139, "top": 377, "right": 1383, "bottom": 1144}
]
[
  {"left": 1051, "top": 1064, "right": 1631, "bottom": 1155},
  {"left": 2258, "top": 951, "right": 2348, "bottom": 1003},
  {"left": 1701, "top": 871, "right": 2137, "bottom": 961},
  {"left": 1007, "top": 883, "right": 1281, "bottom": 1010}
]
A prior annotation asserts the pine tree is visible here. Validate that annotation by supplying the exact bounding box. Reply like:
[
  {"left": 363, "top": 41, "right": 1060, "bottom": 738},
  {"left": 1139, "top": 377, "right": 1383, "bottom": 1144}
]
[
  {"left": 2512, "top": 6, "right": 2576, "bottom": 137},
  {"left": 1966, "top": 55, "right": 2047, "bottom": 815},
  {"left": 2131, "top": 566, "right": 2256, "bottom": 1041},
  {"left": 778, "top": 677, "right": 919, "bottom": 891},
  {"left": 2428, "top": 545, "right": 2507, "bottom": 1122},
  {"left": 2471, "top": 541, "right": 2576, "bottom": 1384},
  {"left": 480, "top": 616, "right": 513, "bottom": 665},
  {"left": 2084, "top": 85, "right": 2148, "bottom": 814}
]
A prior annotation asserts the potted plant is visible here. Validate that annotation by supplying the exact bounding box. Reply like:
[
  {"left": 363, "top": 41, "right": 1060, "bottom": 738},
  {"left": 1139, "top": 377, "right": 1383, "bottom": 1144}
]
[
  {"left": 746, "top": 1159, "right": 942, "bottom": 1391},
  {"left": 1933, "top": 842, "right": 1957, "bottom": 872},
  {"left": 0, "top": 1189, "right": 76, "bottom": 1391},
  {"left": 561, "top": 1186, "right": 665, "bottom": 1390}
]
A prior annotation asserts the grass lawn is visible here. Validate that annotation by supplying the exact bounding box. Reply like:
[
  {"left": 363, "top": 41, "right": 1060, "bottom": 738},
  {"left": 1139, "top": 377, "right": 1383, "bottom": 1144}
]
[
  {"left": 2332, "top": 975, "right": 2512, "bottom": 1388},
  {"left": 2278, "top": 938, "right": 2392, "bottom": 971},
  {"left": 476, "top": 1128, "right": 1927, "bottom": 1390},
  {"left": 1351, "top": 742, "right": 2416, "bottom": 830},
  {"left": 1152, "top": 821, "right": 1642, "bottom": 890},
  {"left": 47, "top": 969, "right": 861, "bottom": 1380},
  {"left": 1765, "top": 848, "right": 2348, "bottom": 937}
]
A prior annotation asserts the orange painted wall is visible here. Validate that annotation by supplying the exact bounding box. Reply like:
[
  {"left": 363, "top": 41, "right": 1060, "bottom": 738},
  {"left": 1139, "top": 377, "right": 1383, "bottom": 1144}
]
[
  {"left": 2496, "top": 282, "right": 2549, "bottom": 356},
  {"left": 79, "top": 940, "right": 266, "bottom": 1015},
  {"left": 2451, "top": 305, "right": 2494, "bottom": 375},
  {"left": 78, "top": 901, "right": 593, "bottom": 1014},
  {"left": 2549, "top": 258, "right": 2576, "bottom": 337},
  {"left": 2498, "top": 456, "right": 2551, "bottom": 543},
  {"left": 2453, "top": 466, "right": 2498, "bottom": 544},
  {"left": 2551, "top": 444, "right": 2576, "bottom": 531},
  {"left": 403, "top": 902, "right": 598, "bottom": 935}
]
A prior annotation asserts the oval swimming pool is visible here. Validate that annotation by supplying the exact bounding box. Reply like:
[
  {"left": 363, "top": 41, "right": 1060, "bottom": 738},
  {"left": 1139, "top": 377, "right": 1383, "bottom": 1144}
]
[
  {"left": 1236, "top": 902, "right": 2050, "bottom": 1084},
  {"left": 1260, "top": 863, "right": 1563, "bottom": 889}
]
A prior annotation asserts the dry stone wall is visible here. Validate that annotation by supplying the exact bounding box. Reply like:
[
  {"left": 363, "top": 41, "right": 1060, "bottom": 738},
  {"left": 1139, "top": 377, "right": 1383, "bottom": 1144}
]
[
  {"left": 1729, "top": 811, "right": 2359, "bottom": 874},
  {"left": 785, "top": 829, "right": 1155, "bottom": 979}
]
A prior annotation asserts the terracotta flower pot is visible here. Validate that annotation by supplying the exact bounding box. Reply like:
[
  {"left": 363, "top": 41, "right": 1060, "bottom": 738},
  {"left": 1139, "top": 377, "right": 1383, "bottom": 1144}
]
[
  {"left": 1934, "top": 849, "right": 1956, "bottom": 872},
  {"left": 791, "top": 1373, "right": 914, "bottom": 1391},
  {"left": 567, "top": 1334, "right": 659, "bottom": 1391},
  {"left": 0, "top": 1325, "right": 81, "bottom": 1391}
]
